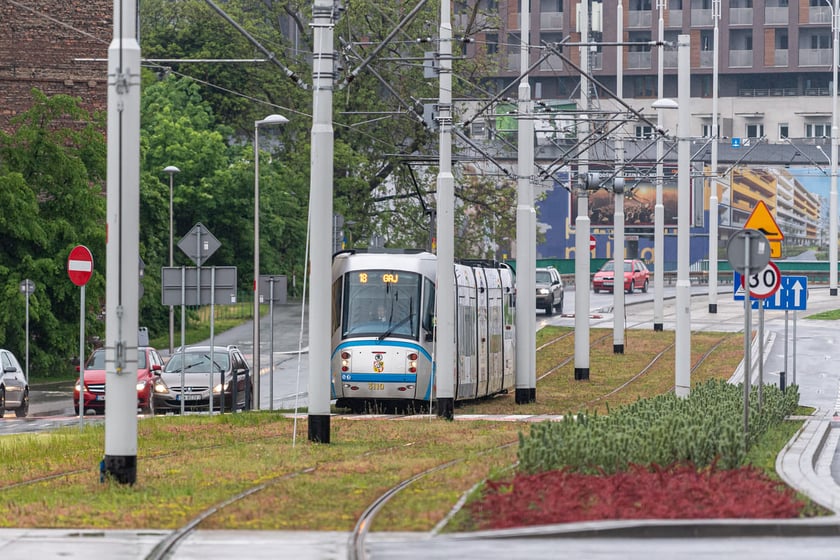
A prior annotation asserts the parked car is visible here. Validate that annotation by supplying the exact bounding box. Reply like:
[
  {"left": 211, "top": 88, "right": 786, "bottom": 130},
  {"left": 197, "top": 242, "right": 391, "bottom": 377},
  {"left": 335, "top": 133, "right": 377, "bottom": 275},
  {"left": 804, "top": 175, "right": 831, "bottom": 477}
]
[
  {"left": 535, "top": 266, "right": 564, "bottom": 315},
  {"left": 592, "top": 259, "right": 650, "bottom": 294},
  {"left": 74, "top": 346, "right": 165, "bottom": 415},
  {"left": 153, "top": 345, "right": 253, "bottom": 413},
  {"left": 0, "top": 349, "right": 29, "bottom": 418}
]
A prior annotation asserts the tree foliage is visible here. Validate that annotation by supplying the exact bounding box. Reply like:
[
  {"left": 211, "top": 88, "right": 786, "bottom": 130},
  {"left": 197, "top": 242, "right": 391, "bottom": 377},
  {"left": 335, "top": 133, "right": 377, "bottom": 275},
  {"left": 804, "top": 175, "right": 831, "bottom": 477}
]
[{"left": 0, "top": 91, "right": 107, "bottom": 377}]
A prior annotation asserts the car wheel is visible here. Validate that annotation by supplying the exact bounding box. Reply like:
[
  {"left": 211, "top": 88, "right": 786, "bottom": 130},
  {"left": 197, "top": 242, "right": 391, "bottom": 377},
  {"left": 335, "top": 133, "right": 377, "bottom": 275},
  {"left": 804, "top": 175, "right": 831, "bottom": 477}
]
[
  {"left": 0, "top": 387, "right": 5, "bottom": 418},
  {"left": 627, "top": 280, "right": 634, "bottom": 294},
  {"left": 545, "top": 297, "right": 554, "bottom": 316},
  {"left": 15, "top": 390, "right": 29, "bottom": 418},
  {"left": 642, "top": 279, "right": 649, "bottom": 293},
  {"left": 558, "top": 294, "right": 564, "bottom": 315},
  {"left": 141, "top": 396, "right": 154, "bottom": 415}
]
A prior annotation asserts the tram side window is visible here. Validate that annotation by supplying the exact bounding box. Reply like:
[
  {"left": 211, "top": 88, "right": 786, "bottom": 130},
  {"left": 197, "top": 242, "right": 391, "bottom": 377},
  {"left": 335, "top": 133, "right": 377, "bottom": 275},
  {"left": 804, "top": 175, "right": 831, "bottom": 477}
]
[
  {"left": 423, "top": 278, "right": 435, "bottom": 334},
  {"left": 331, "top": 277, "right": 343, "bottom": 333}
]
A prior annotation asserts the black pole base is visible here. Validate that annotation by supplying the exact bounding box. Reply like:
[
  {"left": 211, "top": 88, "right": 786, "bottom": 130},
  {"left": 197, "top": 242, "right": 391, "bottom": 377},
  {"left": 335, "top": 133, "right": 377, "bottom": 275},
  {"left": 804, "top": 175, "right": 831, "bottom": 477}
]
[
  {"left": 437, "top": 397, "right": 454, "bottom": 421},
  {"left": 709, "top": 304, "right": 717, "bottom": 313},
  {"left": 529, "top": 388, "right": 536, "bottom": 403},
  {"left": 574, "top": 367, "right": 590, "bottom": 381},
  {"left": 653, "top": 323, "right": 664, "bottom": 332},
  {"left": 831, "top": 288, "right": 838, "bottom": 296},
  {"left": 515, "top": 388, "right": 530, "bottom": 404},
  {"left": 780, "top": 370, "right": 786, "bottom": 392},
  {"left": 103, "top": 454, "right": 136, "bottom": 485},
  {"left": 613, "top": 344, "right": 624, "bottom": 354},
  {"left": 308, "top": 414, "right": 331, "bottom": 443}
]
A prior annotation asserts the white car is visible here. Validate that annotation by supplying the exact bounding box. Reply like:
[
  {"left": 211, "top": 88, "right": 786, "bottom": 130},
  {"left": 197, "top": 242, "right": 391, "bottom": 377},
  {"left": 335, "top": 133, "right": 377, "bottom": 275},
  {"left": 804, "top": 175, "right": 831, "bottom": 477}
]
[{"left": 0, "top": 349, "right": 29, "bottom": 417}]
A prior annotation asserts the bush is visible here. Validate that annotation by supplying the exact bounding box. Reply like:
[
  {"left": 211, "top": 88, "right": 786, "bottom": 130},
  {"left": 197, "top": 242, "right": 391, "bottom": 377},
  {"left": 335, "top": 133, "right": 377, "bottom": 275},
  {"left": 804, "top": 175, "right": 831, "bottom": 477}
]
[{"left": 517, "top": 379, "right": 799, "bottom": 475}]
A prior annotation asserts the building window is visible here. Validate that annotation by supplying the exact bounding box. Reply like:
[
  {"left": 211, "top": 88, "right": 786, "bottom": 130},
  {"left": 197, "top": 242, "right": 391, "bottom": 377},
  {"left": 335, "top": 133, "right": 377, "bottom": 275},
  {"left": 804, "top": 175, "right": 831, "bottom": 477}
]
[
  {"left": 702, "top": 123, "right": 712, "bottom": 138},
  {"left": 485, "top": 33, "right": 498, "bottom": 56},
  {"left": 806, "top": 122, "right": 831, "bottom": 137},
  {"left": 632, "top": 76, "right": 656, "bottom": 97},
  {"left": 635, "top": 125, "right": 654, "bottom": 139},
  {"left": 540, "top": 0, "right": 562, "bottom": 11},
  {"left": 746, "top": 123, "right": 764, "bottom": 138},
  {"left": 811, "top": 34, "right": 830, "bottom": 50},
  {"left": 779, "top": 123, "right": 789, "bottom": 139}
]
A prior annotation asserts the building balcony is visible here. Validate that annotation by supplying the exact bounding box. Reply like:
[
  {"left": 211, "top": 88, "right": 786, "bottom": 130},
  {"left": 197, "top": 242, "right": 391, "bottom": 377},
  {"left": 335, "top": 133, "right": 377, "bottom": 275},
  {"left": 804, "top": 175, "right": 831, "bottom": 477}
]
[
  {"left": 800, "top": 48, "right": 832, "bottom": 66},
  {"left": 728, "top": 49, "right": 752, "bottom": 67},
  {"left": 628, "top": 10, "right": 653, "bottom": 27},
  {"left": 700, "top": 50, "right": 714, "bottom": 68},
  {"left": 664, "top": 50, "right": 678, "bottom": 68},
  {"left": 729, "top": 7, "right": 753, "bottom": 25},
  {"left": 540, "top": 11, "right": 564, "bottom": 29},
  {"left": 667, "top": 10, "right": 683, "bottom": 27},
  {"left": 627, "top": 51, "right": 652, "bottom": 69},
  {"left": 774, "top": 49, "right": 788, "bottom": 67},
  {"left": 539, "top": 53, "right": 564, "bottom": 72},
  {"left": 809, "top": 5, "right": 832, "bottom": 24},
  {"left": 691, "top": 8, "right": 713, "bottom": 26},
  {"left": 764, "top": 6, "right": 788, "bottom": 25}
]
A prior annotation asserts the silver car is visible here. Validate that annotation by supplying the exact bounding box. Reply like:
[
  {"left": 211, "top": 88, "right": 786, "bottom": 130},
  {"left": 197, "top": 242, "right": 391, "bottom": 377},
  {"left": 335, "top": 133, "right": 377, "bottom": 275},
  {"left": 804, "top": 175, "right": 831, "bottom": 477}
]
[
  {"left": 0, "top": 349, "right": 29, "bottom": 418},
  {"left": 153, "top": 345, "right": 253, "bottom": 413}
]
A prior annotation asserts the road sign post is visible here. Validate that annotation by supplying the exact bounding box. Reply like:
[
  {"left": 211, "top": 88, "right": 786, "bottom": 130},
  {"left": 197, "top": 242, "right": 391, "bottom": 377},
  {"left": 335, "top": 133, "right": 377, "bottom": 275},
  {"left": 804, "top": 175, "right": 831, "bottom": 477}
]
[
  {"left": 19, "top": 279, "right": 34, "bottom": 383},
  {"left": 68, "top": 245, "right": 93, "bottom": 427}
]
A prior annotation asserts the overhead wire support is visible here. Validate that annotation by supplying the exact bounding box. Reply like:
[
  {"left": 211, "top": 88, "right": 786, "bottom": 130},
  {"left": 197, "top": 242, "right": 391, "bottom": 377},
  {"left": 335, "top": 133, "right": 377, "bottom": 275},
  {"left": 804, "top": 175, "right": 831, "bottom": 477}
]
[
  {"left": 336, "top": 0, "right": 430, "bottom": 90},
  {"left": 202, "top": 0, "right": 309, "bottom": 89}
]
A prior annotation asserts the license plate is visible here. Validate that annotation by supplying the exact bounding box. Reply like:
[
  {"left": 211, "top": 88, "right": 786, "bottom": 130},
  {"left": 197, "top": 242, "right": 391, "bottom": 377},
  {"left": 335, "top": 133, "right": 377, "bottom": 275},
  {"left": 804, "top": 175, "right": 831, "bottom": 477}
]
[
  {"left": 95, "top": 395, "right": 105, "bottom": 401},
  {"left": 604, "top": 281, "right": 613, "bottom": 286},
  {"left": 178, "top": 394, "right": 203, "bottom": 401}
]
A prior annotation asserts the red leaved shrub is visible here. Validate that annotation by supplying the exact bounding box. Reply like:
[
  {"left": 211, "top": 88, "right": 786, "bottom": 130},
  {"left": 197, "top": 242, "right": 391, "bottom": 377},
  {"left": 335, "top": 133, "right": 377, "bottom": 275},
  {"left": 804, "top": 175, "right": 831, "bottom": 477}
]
[{"left": 469, "top": 463, "right": 805, "bottom": 530}]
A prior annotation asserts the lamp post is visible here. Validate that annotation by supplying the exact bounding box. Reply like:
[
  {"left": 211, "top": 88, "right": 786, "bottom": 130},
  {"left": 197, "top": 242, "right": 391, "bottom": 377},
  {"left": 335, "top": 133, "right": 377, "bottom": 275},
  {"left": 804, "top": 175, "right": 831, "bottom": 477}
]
[
  {"left": 163, "top": 165, "right": 180, "bottom": 356},
  {"left": 653, "top": 1, "right": 667, "bottom": 332},
  {"left": 709, "top": 0, "right": 721, "bottom": 311},
  {"left": 675, "top": 34, "right": 691, "bottom": 397},
  {"left": 254, "top": 114, "right": 288, "bottom": 411},
  {"left": 652, "top": 96, "right": 678, "bottom": 335},
  {"left": 831, "top": 0, "right": 839, "bottom": 296}
]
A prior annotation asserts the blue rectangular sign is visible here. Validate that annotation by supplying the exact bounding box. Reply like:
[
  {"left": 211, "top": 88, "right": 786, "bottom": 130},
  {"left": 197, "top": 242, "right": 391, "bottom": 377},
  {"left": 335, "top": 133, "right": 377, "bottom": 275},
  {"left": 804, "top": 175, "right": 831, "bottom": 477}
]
[{"left": 733, "top": 273, "right": 807, "bottom": 310}]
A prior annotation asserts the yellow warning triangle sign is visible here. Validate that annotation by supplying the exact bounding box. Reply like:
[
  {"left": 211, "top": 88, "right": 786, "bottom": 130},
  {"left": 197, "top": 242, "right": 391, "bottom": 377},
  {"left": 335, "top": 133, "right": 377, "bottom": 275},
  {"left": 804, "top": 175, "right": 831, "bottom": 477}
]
[{"left": 744, "top": 201, "right": 784, "bottom": 241}]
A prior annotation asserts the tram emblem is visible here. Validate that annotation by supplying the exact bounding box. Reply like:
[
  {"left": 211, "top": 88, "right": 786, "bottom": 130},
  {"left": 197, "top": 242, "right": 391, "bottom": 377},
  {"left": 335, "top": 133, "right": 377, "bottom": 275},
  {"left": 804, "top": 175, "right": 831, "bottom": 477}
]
[{"left": 373, "top": 353, "right": 384, "bottom": 373}]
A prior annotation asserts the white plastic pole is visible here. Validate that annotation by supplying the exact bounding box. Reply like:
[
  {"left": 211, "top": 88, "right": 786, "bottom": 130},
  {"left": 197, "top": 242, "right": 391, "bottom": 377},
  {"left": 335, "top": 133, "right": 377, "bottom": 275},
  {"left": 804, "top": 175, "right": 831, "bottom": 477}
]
[
  {"left": 515, "top": 0, "right": 536, "bottom": 403},
  {"left": 78, "top": 284, "right": 85, "bottom": 428},
  {"left": 653, "top": 0, "right": 666, "bottom": 331},
  {"left": 709, "top": 0, "right": 721, "bottom": 312},
  {"left": 436, "top": 0, "right": 456, "bottom": 418},
  {"left": 104, "top": 0, "right": 141, "bottom": 484},
  {"left": 831, "top": 0, "right": 839, "bottom": 296},
  {"left": 308, "top": 0, "right": 335, "bottom": 441},
  {"left": 614, "top": 0, "right": 626, "bottom": 354},
  {"left": 675, "top": 34, "right": 691, "bottom": 398},
  {"left": 574, "top": 0, "right": 591, "bottom": 381}
]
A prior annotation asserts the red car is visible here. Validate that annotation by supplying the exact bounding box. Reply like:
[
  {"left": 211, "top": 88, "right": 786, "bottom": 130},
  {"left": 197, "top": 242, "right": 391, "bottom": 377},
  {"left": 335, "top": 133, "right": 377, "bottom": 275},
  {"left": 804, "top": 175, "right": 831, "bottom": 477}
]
[
  {"left": 592, "top": 259, "right": 650, "bottom": 294},
  {"left": 74, "top": 346, "right": 165, "bottom": 415}
]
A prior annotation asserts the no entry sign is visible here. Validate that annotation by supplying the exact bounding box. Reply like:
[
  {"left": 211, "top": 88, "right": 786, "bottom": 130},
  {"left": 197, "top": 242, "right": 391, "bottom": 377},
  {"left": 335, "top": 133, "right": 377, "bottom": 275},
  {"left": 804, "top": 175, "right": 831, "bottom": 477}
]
[{"left": 67, "top": 245, "right": 94, "bottom": 286}]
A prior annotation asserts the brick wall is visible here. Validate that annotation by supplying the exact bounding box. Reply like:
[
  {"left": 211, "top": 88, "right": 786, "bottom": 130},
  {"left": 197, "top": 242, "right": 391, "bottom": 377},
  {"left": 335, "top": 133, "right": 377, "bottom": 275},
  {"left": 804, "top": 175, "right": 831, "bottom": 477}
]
[{"left": 0, "top": 0, "right": 111, "bottom": 130}]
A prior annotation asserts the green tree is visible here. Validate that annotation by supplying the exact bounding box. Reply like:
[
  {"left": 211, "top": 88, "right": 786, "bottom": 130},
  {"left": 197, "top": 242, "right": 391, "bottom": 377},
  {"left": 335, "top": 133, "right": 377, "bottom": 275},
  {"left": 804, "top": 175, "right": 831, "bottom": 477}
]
[{"left": 0, "top": 91, "right": 107, "bottom": 377}]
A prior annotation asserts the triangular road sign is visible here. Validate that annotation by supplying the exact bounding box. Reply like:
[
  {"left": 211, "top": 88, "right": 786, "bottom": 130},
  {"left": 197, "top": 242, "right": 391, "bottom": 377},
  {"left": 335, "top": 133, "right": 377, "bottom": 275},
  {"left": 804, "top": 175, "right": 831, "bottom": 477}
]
[{"left": 744, "top": 201, "right": 783, "bottom": 241}]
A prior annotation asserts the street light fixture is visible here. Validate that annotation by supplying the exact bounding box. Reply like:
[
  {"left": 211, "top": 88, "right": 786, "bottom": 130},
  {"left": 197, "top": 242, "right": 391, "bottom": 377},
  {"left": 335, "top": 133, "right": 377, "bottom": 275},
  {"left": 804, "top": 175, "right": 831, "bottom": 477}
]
[
  {"left": 652, "top": 97, "right": 677, "bottom": 333},
  {"left": 254, "top": 113, "right": 288, "bottom": 411},
  {"left": 163, "top": 165, "right": 180, "bottom": 355}
]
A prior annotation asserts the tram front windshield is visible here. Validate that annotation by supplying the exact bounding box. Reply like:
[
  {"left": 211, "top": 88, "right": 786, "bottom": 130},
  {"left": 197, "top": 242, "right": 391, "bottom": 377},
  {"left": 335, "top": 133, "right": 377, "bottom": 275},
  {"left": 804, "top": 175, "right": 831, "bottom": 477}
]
[{"left": 343, "top": 270, "right": 421, "bottom": 339}]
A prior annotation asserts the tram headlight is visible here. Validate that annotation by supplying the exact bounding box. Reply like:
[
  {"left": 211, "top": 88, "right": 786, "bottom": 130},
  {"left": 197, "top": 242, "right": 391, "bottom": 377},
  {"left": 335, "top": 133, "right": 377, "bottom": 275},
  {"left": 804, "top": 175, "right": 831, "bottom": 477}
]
[{"left": 407, "top": 352, "right": 418, "bottom": 373}]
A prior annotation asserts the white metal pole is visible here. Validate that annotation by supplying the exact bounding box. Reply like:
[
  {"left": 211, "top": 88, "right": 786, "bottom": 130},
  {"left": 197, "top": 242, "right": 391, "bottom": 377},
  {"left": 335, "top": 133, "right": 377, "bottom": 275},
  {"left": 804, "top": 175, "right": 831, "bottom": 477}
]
[
  {"left": 743, "top": 236, "right": 751, "bottom": 434},
  {"left": 269, "top": 277, "right": 275, "bottom": 411},
  {"left": 24, "top": 284, "right": 30, "bottom": 384},
  {"left": 308, "top": 0, "right": 334, "bottom": 441},
  {"left": 253, "top": 122, "right": 261, "bottom": 410},
  {"left": 831, "top": 0, "right": 839, "bottom": 296},
  {"left": 614, "top": 0, "right": 626, "bottom": 354},
  {"left": 515, "top": 0, "right": 536, "bottom": 403},
  {"left": 709, "top": 0, "right": 721, "bottom": 312},
  {"left": 675, "top": 34, "right": 691, "bottom": 398},
  {"left": 574, "top": 0, "right": 591, "bottom": 381},
  {"left": 653, "top": 0, "right": 666, "bottom": 331},
  {"left": 104, "top": 0, "right": 140, "bottom": 484},
  {"left": 180, "top": 266, "right": 186, "bottom": 416},
  {"left": 165, "top": 166, "right": 180, "bottom": 355},
  {"left": 436, "top": 0, "right": 456, "bottom": 418}
]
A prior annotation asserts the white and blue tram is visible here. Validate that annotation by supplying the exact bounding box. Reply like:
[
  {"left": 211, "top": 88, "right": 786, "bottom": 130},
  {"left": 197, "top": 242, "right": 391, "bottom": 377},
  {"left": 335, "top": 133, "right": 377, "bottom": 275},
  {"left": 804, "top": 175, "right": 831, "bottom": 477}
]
[{"left": 331, "top": 249, "right": 516, "bottom": 413}]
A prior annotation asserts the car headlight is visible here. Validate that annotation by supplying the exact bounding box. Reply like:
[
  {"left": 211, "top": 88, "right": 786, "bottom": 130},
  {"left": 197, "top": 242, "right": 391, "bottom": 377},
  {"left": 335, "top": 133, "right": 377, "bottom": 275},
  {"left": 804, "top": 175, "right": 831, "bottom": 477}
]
[
  {"left": 136, "top": 381, "right": 147, "bottom": 391},
  {"left": 537, "top": 288, "right": 549, "bottom": 295},
  {"left": 153, "top": 379, "right": 169, "bottom": 394},
  {"left": 75, "top": 382, "right": 83, "bottom": 392},
  {"left": 212, "top": 381, "right": 231, "bottom": 394}
]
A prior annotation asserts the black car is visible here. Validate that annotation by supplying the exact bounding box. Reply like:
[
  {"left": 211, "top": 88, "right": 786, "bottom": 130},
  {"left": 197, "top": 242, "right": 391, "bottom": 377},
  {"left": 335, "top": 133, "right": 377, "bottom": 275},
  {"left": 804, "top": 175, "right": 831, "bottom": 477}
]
[
  {"left": 153, "top": 345, "right": 253, "bottom": 413},
  {"left": 535, "top": 266, "right": 564, "bottom": 315}
]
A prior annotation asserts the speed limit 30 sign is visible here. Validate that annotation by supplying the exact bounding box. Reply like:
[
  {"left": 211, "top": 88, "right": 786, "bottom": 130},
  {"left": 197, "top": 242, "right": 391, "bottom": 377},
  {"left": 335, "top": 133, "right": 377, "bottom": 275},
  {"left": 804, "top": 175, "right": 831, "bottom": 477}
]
[{"left": 740, "top": 261, "right": 781, "bottom": 299}]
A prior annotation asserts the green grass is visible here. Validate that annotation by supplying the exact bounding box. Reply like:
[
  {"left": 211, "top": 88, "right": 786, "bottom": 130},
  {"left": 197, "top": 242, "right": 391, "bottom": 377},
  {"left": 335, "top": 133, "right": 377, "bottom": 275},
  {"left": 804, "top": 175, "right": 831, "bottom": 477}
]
[{"left": 805, "top": 308, "right": 840, "bottom": 320}]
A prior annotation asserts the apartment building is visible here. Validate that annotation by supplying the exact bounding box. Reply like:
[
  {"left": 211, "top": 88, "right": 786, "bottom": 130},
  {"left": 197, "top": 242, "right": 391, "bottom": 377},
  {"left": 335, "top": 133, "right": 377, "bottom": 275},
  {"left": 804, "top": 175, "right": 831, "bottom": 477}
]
[{"left": 457, "top": 0, "right": 837, "bottom": 144}]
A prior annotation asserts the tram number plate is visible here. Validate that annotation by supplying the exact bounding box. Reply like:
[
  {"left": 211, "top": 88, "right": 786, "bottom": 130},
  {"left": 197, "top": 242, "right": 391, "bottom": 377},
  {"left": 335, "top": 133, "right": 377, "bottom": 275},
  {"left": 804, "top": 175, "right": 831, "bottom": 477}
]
[{"left": 368, "top": 383, "right": 385, "bottom": 391}]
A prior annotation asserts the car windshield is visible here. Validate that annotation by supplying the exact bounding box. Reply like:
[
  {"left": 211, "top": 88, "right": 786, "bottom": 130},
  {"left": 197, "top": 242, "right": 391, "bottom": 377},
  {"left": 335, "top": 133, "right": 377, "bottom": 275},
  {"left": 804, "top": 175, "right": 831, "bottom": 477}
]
[
  {"left": 87, "top": 349, "right": 148, "bottom": 369},
  {"left": 165, "top": 351, "right": 230, "bottom": 373},
  {"left": 536, "top": 270, "right": 552, "bottom": 283}
]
